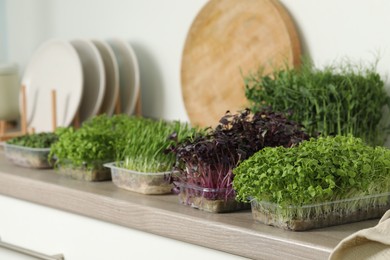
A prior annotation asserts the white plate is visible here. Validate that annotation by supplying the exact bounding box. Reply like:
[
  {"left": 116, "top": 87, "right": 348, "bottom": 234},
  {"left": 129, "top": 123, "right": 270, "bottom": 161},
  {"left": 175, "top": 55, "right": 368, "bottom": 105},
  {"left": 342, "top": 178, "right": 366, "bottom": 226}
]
[
  {"left": 106, "top": 38, "right": 140, "bottom": 115},
  {"left": 70, "top": 39, "right": 105, "bottom": 123},
  {"left": 91, "top": 39, "right": 119, "bottom": 115},
  {"left": 21, "top": 39, "right": 83, "bottom": 132}
]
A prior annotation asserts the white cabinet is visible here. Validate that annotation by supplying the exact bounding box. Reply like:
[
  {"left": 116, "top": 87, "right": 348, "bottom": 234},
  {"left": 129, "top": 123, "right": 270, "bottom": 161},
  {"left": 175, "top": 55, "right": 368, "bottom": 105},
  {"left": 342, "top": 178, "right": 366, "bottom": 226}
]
[
  {"left": 0, "top": 195, "right": 245, "bottom": 260},
  {"left": 0, "top": 247, "right": 52, "bottom": 260}
]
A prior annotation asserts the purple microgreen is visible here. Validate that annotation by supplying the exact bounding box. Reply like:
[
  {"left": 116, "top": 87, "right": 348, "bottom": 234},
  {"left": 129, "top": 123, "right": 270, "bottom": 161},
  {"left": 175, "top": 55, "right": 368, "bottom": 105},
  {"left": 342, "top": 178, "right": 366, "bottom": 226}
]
[{"left": 168, "top": 108, "right": 311, "bottom": 201}]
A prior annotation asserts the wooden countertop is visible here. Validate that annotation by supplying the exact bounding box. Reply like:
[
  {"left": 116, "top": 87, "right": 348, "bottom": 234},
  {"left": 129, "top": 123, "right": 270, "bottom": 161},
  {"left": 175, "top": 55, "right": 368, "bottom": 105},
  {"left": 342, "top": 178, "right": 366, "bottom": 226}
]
[{"left": 0, "top": 151, "right": 378, "bottom": 259}]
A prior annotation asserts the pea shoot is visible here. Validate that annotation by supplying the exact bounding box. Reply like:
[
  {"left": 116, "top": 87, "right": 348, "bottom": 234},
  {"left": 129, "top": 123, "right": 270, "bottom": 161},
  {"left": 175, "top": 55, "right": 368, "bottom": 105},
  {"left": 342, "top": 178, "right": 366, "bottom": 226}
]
[
  {"left": 116, "top": 118, "right": 198, "bottom": 173},
  {"left": 245, "top": 60, "right": 390, "bottom": 146}
]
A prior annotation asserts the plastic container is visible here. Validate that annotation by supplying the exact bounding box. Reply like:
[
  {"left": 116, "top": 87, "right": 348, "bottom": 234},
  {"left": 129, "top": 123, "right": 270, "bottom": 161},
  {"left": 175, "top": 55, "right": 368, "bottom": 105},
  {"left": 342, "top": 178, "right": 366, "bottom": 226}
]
[
  {"left": 251, "top": 192, "right": 390, "bottom": 231},
  {"left": 176, "top": 182, "right": 250, "bottom": 213},
  {"left": 3, "top": 143, "right": 52, "bottom": 169},
  {"left": 56, "top": 161, "right": 111, "bottom": 182},
  {"left": 104, "top": 162, "right": 173, "bottom": 195}
]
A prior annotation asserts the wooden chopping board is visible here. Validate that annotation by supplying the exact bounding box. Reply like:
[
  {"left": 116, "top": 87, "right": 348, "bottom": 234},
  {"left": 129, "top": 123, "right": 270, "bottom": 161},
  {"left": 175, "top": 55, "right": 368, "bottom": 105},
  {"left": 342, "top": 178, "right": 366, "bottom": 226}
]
[{"left": 181, "top": 0, "right": 301, "bottom": 127}]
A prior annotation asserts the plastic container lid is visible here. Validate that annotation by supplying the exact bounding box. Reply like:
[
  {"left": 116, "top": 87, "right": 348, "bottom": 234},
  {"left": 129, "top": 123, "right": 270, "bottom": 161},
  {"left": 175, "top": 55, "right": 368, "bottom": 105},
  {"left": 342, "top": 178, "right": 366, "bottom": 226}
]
[{"left": 0, "top": 63, "right": 18, "bottom": 75}]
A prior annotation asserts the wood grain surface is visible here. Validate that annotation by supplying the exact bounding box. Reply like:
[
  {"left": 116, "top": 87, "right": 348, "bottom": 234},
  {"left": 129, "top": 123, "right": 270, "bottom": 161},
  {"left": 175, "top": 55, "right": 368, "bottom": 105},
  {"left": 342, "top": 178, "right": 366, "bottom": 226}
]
[
  {"left": 181, "top": 0, "right": 301, "bottom": 127},
  {"left": 0, "top": 152, "right": 378, "bottom": 260}
]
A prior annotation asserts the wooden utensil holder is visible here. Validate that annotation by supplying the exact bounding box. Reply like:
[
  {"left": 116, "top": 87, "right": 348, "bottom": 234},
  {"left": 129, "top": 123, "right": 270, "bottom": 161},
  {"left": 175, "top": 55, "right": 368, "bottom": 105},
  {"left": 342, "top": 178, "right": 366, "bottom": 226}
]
[
  {"left": 0, "top": 86, "right": 56, "bottom": 141},
  {"left": 114, "top": 89, "right": 142, "bottom": 116},
  {"left": 0, "top": 85, "right": 142, "bottom": 141}
]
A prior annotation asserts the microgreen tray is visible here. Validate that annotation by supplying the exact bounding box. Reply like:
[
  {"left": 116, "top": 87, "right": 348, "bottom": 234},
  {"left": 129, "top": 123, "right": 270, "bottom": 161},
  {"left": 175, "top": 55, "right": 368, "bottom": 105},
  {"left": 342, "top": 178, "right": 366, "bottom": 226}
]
[
  {"left": 176, "top": 182, "right": 250, "bottom": 213},
  {"left": 56, "top": 161, "right": 111, "bottom": 182},
  {"left": 3, "top": 143, "right": 52, "bottom": 169},
  {"left": 104, "top": 162, "right": 173, "bottom": 195},
  {"left": 251, "top": 193, "right": 390, "bottom": 231}
]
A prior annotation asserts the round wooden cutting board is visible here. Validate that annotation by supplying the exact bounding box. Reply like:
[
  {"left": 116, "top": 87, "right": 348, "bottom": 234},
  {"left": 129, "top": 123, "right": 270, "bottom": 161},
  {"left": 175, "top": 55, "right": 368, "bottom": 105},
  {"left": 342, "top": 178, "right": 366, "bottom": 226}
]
[{"left": 181, "top": 0, "right": 301, "bottom": 127}]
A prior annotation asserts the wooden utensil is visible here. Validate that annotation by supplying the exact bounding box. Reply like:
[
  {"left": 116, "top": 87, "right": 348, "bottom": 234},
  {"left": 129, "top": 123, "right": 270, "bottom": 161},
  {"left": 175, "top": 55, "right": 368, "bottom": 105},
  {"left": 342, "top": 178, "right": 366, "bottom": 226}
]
[{"left": 181, "top": 0, "right": 301, "bottom": 127}]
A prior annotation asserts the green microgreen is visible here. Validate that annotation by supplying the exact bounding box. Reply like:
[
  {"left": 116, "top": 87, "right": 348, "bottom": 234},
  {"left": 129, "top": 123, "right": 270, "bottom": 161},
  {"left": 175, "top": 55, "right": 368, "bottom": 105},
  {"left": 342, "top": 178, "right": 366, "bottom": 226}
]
[
  {"left": 6, "top": 132, "right": 58, "bottom": 148},
  {"left": 244, "top": 59, "right": 390, "bottom": 145},
  {"left": 233, "top": 135, "right": 390, "bottom": 208},
  {"left": 116, "top": 118, "right": 199, "bottom": 173},
  {"left": 49, "top": 115, "right": 129, "bottom": 170},
  {"left": 49, "top": 114, "right": 198, "bottom": 172}
]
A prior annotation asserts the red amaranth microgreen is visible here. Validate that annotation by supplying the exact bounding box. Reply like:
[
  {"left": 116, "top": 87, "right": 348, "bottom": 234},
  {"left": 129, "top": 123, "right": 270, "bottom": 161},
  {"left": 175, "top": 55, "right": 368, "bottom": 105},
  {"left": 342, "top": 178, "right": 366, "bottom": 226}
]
[{"left": 169, "top": 108, "right": 311, "bottom": 201}]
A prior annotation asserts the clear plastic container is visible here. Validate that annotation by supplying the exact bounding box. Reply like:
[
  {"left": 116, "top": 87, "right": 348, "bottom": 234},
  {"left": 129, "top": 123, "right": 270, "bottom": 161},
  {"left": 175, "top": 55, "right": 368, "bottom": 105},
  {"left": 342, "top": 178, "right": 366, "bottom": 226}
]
[
  {"left": 3, "top": 143, "right": 52, "bottom": 169},
  {"left": 251, "top": 192, "right": 390, "bottom": 231},
  {"left": 56, "top": 161, "right": 111, "bottom": 182},
  {"left": 104, "top": 162, "right": 173, "bottom": 195},
  {"left": 176, "top": 182, "right": 250, "bottom": 213}
]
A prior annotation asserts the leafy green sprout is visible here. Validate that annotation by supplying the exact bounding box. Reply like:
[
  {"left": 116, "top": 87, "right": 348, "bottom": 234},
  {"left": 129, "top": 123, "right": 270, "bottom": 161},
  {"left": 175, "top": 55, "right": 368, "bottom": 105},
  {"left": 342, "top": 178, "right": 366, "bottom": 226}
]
[
  {"left": 116, "top": 118, "right": 199, "bottom": 173},
  {"left": 49, "top": 114, "right": 199, "bottom": 172},
  {"left": 49, "top": 114, "right": 136, "bottom": 170},
  {"left": 6, "top": 132, "right": 58, "bottom": 148},
  {"left": 233, "top": 135, "right": 390, "bottom": 219},
  {"left": 244, "top": 59, "right": 390, "bottom": 146}
]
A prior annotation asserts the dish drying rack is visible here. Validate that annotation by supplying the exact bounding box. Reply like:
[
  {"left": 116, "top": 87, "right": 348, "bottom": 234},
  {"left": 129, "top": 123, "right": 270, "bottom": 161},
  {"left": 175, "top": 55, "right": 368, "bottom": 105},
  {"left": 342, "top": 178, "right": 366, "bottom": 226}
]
[{"left": 0, "top": 85, "right": 142, "bottom": 141}]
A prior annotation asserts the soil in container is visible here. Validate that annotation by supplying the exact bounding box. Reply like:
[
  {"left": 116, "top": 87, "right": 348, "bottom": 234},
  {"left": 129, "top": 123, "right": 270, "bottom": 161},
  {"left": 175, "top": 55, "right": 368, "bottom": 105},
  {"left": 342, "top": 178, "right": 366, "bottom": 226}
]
[
  {"left": 105, "top": 162, "right": 173, "bottom": 195},
  {"left": 4, "top": 144, "right": 52, "bottom": 169},
  {"left": 251, "top": 194, "right": 390, "bottom": 231},
  {"left": 177, "top": 183, "right": 250, "bottom": 213},
  {"left": 113, "top": 173, "right": 172, "bottom": 194},
  {"left": 57, "top": 163, "right": 111, "bottom": 181}
]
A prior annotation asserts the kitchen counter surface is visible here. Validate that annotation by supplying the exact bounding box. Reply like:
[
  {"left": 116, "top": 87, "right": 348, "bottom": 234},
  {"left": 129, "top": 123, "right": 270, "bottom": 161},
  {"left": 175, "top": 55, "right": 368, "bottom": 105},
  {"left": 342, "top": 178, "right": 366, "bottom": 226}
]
[{"left": 0, "top": 151, "right": 378, "bottom": 259}]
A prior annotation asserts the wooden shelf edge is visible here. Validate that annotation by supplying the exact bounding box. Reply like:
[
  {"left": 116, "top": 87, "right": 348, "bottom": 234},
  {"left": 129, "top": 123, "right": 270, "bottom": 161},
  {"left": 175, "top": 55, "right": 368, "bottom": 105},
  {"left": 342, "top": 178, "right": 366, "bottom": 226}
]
[{"left": 0, "top": 153, "right": 377, "bottom": 259}]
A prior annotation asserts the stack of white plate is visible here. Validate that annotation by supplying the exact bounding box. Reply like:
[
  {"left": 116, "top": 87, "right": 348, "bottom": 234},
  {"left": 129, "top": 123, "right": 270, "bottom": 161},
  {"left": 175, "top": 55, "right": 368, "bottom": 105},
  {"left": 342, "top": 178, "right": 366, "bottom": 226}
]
[{"left": 21, "top": 38, "right": 140, "bottom": 133}]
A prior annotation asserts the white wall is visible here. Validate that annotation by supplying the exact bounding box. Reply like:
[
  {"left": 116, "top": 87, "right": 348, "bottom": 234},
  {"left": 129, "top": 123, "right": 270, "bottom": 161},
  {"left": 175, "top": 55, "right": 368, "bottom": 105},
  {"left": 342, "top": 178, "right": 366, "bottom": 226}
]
[
  {"left": 3, "top": 0, "right": 390, "bottom": 120},
  {"left": 0, "top": 0, "right": 6, "bottom": 62},
  {"left": 4, "top": 0, "right": 51, "bottom": 69},
  {"left": 281, "top": 0, "right": 390, "bottom": 79}
]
